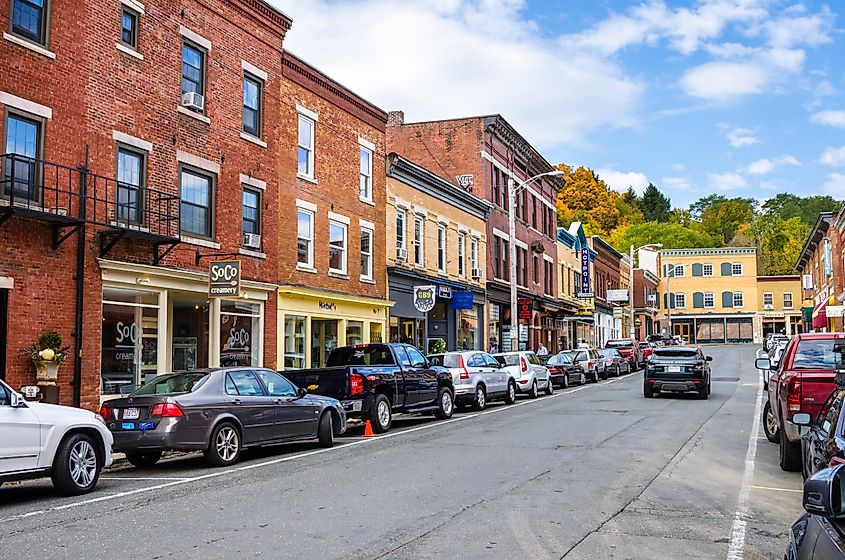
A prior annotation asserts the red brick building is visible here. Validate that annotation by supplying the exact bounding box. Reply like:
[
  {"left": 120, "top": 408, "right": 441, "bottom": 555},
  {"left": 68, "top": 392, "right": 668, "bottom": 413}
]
[
  {"left": 632, "top": 268, "right": 659, "bottom": 340},
  {"left": 590, "top": 236, "right": 625, "bottom": 347},
  {"left": 0, "top": 0, "right": 290, "bottom": 408},
  {"left": 387, "top": 113, "right": 561, "bottom": 352}
]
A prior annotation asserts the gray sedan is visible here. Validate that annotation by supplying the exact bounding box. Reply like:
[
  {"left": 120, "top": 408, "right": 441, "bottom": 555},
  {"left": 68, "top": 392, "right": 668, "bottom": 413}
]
[{"left": 102, "top": 368, "right": 346, "bottom": 467}]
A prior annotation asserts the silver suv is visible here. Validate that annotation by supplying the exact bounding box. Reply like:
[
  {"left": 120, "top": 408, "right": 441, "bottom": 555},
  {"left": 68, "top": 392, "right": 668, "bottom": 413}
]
[
  {"left": 429, "top": 351, "right": 516, "bottom": 410},
  {"left": 563, "top": 348, "right": 604, "bottom": 382},
  {"left": 492, "top": 351, "right": 552, "bottom": 398}
]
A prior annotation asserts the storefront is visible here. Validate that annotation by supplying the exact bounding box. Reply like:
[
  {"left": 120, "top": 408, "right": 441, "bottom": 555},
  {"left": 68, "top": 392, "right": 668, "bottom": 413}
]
[
  {"left": 760, "top": 311, "right": 803, "bottom": 336},
  {"left": 665, "top": 314, "right": 756, "bottom": 344},
  {"left": 99, "top": 259, "right": 276, "bottom": 399},
  {"left": 277, "top": 286, "right": 391, "bottom": 369}
]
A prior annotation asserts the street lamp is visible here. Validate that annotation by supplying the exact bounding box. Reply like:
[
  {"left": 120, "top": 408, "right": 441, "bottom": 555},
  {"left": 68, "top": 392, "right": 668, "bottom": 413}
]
[
  {"left": 629, "top": 243, "right": 662, "bottom": 339},
  {"left": 507, "top": 170, "right": 565, "bottom": 351}
]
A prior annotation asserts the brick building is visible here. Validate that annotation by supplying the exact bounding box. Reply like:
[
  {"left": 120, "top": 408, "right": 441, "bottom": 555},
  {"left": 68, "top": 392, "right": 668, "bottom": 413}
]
[
  {"left": 1, "top": 0, "right": 290, "bottom": 407},
  {"left": 632, "top": 268, "right": 659, "bottom": 340},
  {"left": 589, "top": 236, "right": 626, "bottom": 347},
  {"left": 795, "top": 211, "right": 841, "bottom": 331},
  {"left": 387, "top": 113, "right": 561, "bottom": 353}
]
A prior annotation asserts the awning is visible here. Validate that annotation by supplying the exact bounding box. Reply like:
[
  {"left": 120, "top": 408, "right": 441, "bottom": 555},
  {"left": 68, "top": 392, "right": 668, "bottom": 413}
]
[{"left": 812, "top": 299, "right": 828, "bottom": 329}]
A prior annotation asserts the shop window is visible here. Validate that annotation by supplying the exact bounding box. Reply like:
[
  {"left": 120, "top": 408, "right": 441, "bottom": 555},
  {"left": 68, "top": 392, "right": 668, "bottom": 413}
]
[
  {"left": 179, "top": 167, "right": 214, "bottom": 238},
  {"left": 11, "top": 0, "right": 49, "bottom": 45},
  {"left": 311, "top": 319, "right": 338, "bottom": 367},
  {"left": 297, "top": 209, "right": 314, "bottom": 268},
  {"left": 346, "top": 321, "right": 364, "bottom": 346},
  {"left": 458, "top": 306, "right": 480, "bottom": 350},
  {"left": 329, "top": 220, "right": 347, "bottom": 274},
  {"left": 360, "top": 227, "right": 373, "bottom": 281},
  {"left": 172, "top": 299, "right": 209, "bottom": 371},
  {"left": 101, "top": 288, "right": 159, "bottom": 395},
  {"left": 220, "top": 300, "right": 260, "bottom": 367},
  {"left": 369, "top": 322, "right": 383, "bottom": 343},
  {"left": 120, "top": 7, "right": 138, "bottom": 50},
  {"left": 359, "top": 146, "right": 372, "bottom": 202},
  {"left": 4, "top": 112, "right": 43, "bottom": 202},
  {"left": 242, "top": 74, "right": 262, "bottom": 138},
  {"left": 284, "top": 314, "right": 306, "bottom": 369}
]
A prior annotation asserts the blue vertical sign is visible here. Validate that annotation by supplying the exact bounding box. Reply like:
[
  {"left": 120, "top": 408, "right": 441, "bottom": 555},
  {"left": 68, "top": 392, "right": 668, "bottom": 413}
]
[{"left": 579, "top": 247, "right": 593, "bottom": 298}]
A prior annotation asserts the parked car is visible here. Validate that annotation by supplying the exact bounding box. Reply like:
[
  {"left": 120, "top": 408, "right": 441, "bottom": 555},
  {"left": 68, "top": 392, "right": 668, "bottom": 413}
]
[
  {"left": 768, "top": 334, "right": 790, "bottom": 354},
  {"left": 284, "top": 344, "right": 453, "bottom": 434},
  {"left": 792, "top": 379, "right": 845, "bottom": 481},
  {"left": 785, "top": 464, "right": 845, "bottom": 559},
  {"left": 102, "top": 368, "right": 346, "bottom": 467},
  {"left": 428, "top": 351, "right": 516, "bottom": 410},
  {"left": 0, "top": 379, "right": 113, "bottom": 495},
  {"left": 759, "top": 333, "right": 845, "bottom": 472},
  {"left": 563, "top": 348, "right": 603, "bottom": 382},
  {"left": 545, "top": 353, "right": 586, "bottom": 388},
  {"left": 641, "top": 342, "right": 654, "bottom": 361},
  {"left": 646, "top": 333, "right": 672, "bottom": 345},
  {"left": 604, "top": 339, "right": 644, "bottom": 371},
  {"left": 643, "top": 345, "right": 712, "bottom": 399},
  {"left": 598, "top": 348, "right": 631, "bottom": 377},
  {"left": 493, "top": 351, "right": 552, "bottom": 398}
]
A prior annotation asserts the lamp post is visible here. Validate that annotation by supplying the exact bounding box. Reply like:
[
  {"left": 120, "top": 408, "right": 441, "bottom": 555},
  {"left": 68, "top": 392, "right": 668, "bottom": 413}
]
[
  {"left": 629, "top": 243, "right": 662, "bottom": 339},
  {"left": 507, "top": 170, "right": 565, "bottom": 351}
]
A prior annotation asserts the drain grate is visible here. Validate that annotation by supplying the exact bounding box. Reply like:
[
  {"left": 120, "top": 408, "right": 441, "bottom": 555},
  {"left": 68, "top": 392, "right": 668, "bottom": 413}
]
[{"left": 712, "top": 377, "right": 739, "bottom": 382}]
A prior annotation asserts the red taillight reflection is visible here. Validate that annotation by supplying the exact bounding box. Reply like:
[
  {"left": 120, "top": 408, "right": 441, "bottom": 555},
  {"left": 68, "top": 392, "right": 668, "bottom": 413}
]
[
  {"left": 99, "top": 405, "right": 113, "bottom": 421},
  {"left": 830, "top": 457, "right": 845, "bottom": 468},
  {"left": 459, "top": 355, "right": 470, "bottom": 380},
  {"left": 349, "top": 373, "right": 365, "bottom": 396},
  {"left": 150, "top": 403, "right": 184, "bottom": 417},
  {"left": 520, "top": 357, "right": 529, "bottom": 373}
]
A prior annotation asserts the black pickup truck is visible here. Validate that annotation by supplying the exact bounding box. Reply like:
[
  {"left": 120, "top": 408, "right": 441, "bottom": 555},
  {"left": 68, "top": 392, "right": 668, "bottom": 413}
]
[{"left": 282, "top": 343, "right": 454, "bottom": 433}]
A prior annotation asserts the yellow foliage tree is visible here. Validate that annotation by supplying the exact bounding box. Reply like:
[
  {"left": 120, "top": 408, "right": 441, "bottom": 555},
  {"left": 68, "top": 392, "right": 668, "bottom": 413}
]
[{"left": 555, "top": 164, "right": 640, "bottom": 235}]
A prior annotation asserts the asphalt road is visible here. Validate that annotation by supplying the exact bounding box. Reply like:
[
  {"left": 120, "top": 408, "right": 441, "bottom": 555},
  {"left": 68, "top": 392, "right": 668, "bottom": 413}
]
[{"left": 0, "top": 344, "right": 803, "bottom": 559}]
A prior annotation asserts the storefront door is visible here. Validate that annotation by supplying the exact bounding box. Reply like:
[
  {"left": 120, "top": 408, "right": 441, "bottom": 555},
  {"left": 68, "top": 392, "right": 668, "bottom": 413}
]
[
  {"left": 311, "top": 319, "right": 338, "bottom": 368},
  {"left": 171, "top": 297, "right": 210, "bottom": 371},
  {"left": 673, "top": 323, "right": 691, "bottom": 341}
]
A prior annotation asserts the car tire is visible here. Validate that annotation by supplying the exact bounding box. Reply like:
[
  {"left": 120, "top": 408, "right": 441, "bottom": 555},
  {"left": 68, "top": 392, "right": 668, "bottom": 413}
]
[
  {"left": 504, "top": 381, "right": 517, "bottom": 404},
  {"left": 51, "top": 432, "right": 102, "bottom": 496},
  {"left": 697, "top": 385, "right": 709, "bottom": 400},
  {"left": 614, "top": 365, "right": 620, "bottom": 377},
  {"left": 371, "top": 394, "right": 392, "bottom": 433},
  {"left": 528, "top": 380, "right": 539, "bottom": 398},
  {"left": 644, "top": 382, "right": 654, "bottom": 399},
  {"left": 580, "top": 373, "right": 586, "bottom": 385},
  {"left": 434, "top": 388, "right": 455, "bottom": 420},
  {"left": 204, "top": 422, "right": 241, "bottom": 467},
  {"left": 473, "top": 385, "right": 487, "bottom": 411},
  {"left": 317, "top": 411, "right": 334, "bottom": 448},
  {"left": 779, "top": 431, "right": 803, "bottom": 472},
  {"left": 545, "top": 378, "right": 554, "bottom": 395},
  {"left": 125, "top": 452, "right": 162, "bottom": 468},
  {"left": 600, "top": 367, "right": 608, "bottom": 381},
  {"left": 562, "top": 375, "right": 569, "bottom": 389}
]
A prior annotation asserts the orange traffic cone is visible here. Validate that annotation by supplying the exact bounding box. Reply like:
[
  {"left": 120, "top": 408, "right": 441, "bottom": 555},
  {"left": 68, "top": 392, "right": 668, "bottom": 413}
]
[{"left": 363, "top": 419, "right": 375, "bottom": 437}]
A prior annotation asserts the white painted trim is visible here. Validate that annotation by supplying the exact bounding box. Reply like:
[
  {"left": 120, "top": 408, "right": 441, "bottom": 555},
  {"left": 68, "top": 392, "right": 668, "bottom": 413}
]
[
  {"left": 295, "top": 199, "right": 317, "bottom": 212},
  {"left": 328, "top": 211, "right": 350, "bottom": 225},
  {"left": 115, "top": 42, "right": 144, "bottom": 60},
  {"left": 395, "top": 198, "right": 411, "bottom": 210},
  {"left": 0, "top": 91, "right": 52, "bottom": 119},
  {"left": 413, "top": 206, "right": 428, "bottom": 217},
  {"left": 176, "top": 105, "right": 211, "bottom": 124},
  {"left": 358, "top": 137, "right": 376, "bottom": 151},
  {"left": 492, "top": 227, "right": 509, "bottom": 239},
  {"left": 240, "top": 131, "right": 267, "bottom": 148},
  {"left": 241, "top": 60, "right": 268, "bottom": 81},
  {"left": 359, "top": 197, "right": 375, "bottom": 207},
  {"left": 458, "top": 224, "right": 469, "bottom": 233},
  {"left": 296, "top": 264, "right": 318, "bottom": 274},
  {"left": 239, "top": 248, "right": 267, "bottom": 259},
  {"left": 470, "top": 230, "right": 482, "bottom": 239},
  {"left": 239, "top": 174, "right": 266, "bottom": 190},
  {"left": 0, "top": 277, "right": 14, "bottom": 289},
  {"left": 113, "top": 130, "right": 153, "bottom": 152},
  {"left": 437, "top": 215, "right": 449, "bottom": 225},
  {"left": 179, "top": 25, "right": 211, "bottom": 51},
  {"left": 543, "top": 254, "right": 554, "bottom": 263},
  {"left": 359, "top": 219, "right": 375, "bottom": 230},
  {"left": 176, "top": 150, "right": 220, "bottom": 174},
  {"left": 297, "top": 173, "right": 318, "bottom": 185},
  {"left": 120, "top": 0, "right": 145, "bottom": 13},
  {"left": 181, "top": 235, "right": 220, "bottom": 249},
  {"left": 296, "top": 104, "right": 319, "bottom": 122},
  {"left": 514, "top": 239, "right": 528, "bottom": 250},
  {"left": 2, "top": 33, "right": 56, "bottom": 59}
]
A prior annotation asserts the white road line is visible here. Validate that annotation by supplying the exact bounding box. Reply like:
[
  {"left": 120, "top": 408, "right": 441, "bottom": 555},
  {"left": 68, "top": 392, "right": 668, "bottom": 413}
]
[
  {"left": 726, "top": 369, "right": 764, "bottom": 560},
  {"left": 99, "top": 477, "right": 191, "bottom": 481},
  {"left": 750, "top": 485, "right": 802, "bottom": 494},
  {"left": 0, "top": 374, "right": 635, "bottom": 524}
]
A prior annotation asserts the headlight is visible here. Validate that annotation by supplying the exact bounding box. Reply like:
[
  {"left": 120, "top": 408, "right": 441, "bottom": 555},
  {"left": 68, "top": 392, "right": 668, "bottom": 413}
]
[{"left": 94, "top": 413, "right": 106, "bottom": 425}]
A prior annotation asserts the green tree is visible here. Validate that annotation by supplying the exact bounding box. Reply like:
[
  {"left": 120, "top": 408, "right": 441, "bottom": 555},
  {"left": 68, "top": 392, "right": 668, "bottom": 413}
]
[
  {"left": 700, "top": 198, "right": 755, "bottom": 244},
  {"left": 751, "top": 214, "right": 809, "bottom": 274},
  {"left": 640, "top": 183, "right": 671, "bottom": 222},
  {"left": 689, "top": 194, "right": 726, "bottom": 220},
  {"left": 608, "top": 221, "right": 718, "bottom": 253},
  {"left": 762, "top": 193, "right": 841, "bottom": 227}
]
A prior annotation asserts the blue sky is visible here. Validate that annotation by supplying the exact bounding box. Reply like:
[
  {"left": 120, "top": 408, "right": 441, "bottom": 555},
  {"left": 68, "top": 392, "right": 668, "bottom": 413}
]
[{"left": 275, "top": 0, "right": 845, "bottom": 209}]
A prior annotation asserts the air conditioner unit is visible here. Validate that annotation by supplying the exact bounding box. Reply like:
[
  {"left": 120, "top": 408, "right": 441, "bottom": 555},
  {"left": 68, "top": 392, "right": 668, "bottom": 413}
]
[
  {"left": 396, "top": 247, "right": 408, "bottom": 261},
  {"left": 181, "top": 91, "right": 205, "bottom": 112},
  {"left": 243, "top": 233, "right": 261, "bottom": 249},
  {"left": 471, "top": 267, "right": 482, "bottom": 279}
]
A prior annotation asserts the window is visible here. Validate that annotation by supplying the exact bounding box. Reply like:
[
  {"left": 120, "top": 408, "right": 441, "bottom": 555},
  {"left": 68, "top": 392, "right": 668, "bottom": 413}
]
[
  {"left": 120, "top": 8, "right": 138, "bottom": 49},
  {"left": 360, "top": 227, "right": 373, "bottom": 280},
  {"left": 117, "top": 147, "right": 145, "bottom": 224},
  {"left": 220, "top": 301, "right": 261, "bottom": 367},
  {"left": 703, "top": 263, "right": 713, "bottom": 276},
  {"left": 671, "top": 265, "right": 685, "bottom": 277},
  {"left": 675, "top": 293, "right": 686, "bottom": 309},
  {"left": 329, "top": 220, "right": 347, "bottom": 274},
  {"left": 437, "top": 224, "right": 446, "bottom": 273},
  {"left": 517, "top": 247, "right": 526, "bottom": 286},
  {"left": 3, "top": 112, "right": 42, "bottom": 202},
  {"left": 297, "top": 114, "right": 315, "bottom": 178},
  {"left": 502, "top": 239, "right": 509, "bottom": 281},
  {"left": 297, "top": 209, "right": 314, "bottom": 267},
  {"left": 242, "top": 75, "right": 262, "bottom": 138},
  {"left": 242, "top": 188, "right": 260, "bottom": 236},
  {"left": 493, "top": 237, "right": 500, "bottom": 279},
  {"left": 359, "top": 147, "right": 372, "bottom": 201},
  {"left": 533, "top": 255, "right": 539, "bottom": 284},
  {"left": 784, "top": 292, "right": 793, "bottom": 309},
  {"left": 457, "top": 232, "right": 466, "bottom": 277},
  {"left": 284, "top": 315, "right": 306, "bottom": 368},
  {"left": 225, "top": 370, "right": 264, "bottom": 397},
  {"left": 733, "top": 292, "right": 744, "bottom": 308},
  {"left": 11, "top": 0, "right": 48, "bottom": 45},
  {"left": 181, "top": 41, "right": 206, "bottom": 98},
  {"left": 396, "top": 208, "right": 406, "bottom": 253},
  {"left": 492, "top": 165, "right": 500, "bottom": 208},
  {"left": 470, "top": 237, "right": 479, "bottom": 274},
  {"left": 531, "top": 197, "right": 537, "bottom": 229},
  {"left": 413, "top": 215, "right": 424, "bottom": 266},
  {"left": 256, "top": 370, "right": 296, "bottom": 397},
  {"left": 763, "top": 292, "right": 773, "bottom": 307},
  {"left": 704, "top": 292, "right": 715, "bottom": 308},
  {"left": 501, "top": 173, "right": 509, "bottom": 210},
  {"left": 732, "top": 263, "right": 743, "bottom": 276},
  {"left": 179, "top": 167, "right": 213, "bottom": 237}
]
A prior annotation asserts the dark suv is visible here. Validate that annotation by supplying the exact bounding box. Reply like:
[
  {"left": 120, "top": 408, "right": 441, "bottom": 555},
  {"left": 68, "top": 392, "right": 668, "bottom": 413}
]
[{"left": 644, "top": 346, "right": 712, "bottom": 399}]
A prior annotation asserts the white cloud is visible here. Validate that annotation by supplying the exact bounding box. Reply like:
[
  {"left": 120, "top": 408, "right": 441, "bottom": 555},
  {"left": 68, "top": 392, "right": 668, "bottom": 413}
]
[
  {"left": 765, "top": 7, "right": 834, "bottom": 48},
  {"left": 709, "top": 171, "right": 747, "bottom": 191},
  {"left": 662, "top": 176, "right": 692, "bottom": 191},
  {"left": 595, "top": 168, "right": 650, "bottom": 194},
  {"left": 776, "top": 154, "right": 801, "bottom": 167},
  {"left": 823, "top": 173, "right": 845, "bottom": 197},
  {"left": 681, "top": 61, "right": 769, "bottom": 101},
  {"left": 821, "top": 146, "right": 845, "bottom": 167},
  {"left": 746, "top": 155, "right": 801, "bottom": 174},
  {"left": 725, "top": 127, "right": 759, "bottom": 148},
  {"left": 812, "top": 111, "right": 845, "bottom": 127}
]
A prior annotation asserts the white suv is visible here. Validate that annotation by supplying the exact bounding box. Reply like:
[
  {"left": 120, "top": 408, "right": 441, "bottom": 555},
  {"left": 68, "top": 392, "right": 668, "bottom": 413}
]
[
  {"left": 493, "top": 351, "right": 552, "bottom": 398},
  {"left": 0, "top": 380, "right": 113, "bottom": 495}
]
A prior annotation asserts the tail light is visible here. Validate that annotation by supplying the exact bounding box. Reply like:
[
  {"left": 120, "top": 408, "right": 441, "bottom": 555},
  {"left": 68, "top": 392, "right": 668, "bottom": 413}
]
[
  {"left": 787, "top": 376, "right": 802, "bottom": 412},
  {"left": 549, "top": 368, "right": 559, "bottom": 374},
  {"left": 520, "top": 357, "right": 529, "bottom": 374},
  {"left": 587, "top": 361, "right": 593, "bottom": 369},
  {"left": 349, "top": 373, "right": 365, "bottom": 396},
  {"left": 830, "top": 456, "right": 845, "bottom": 468},
  {"left": 99, "top": 405, "right": 113, "bottom": 421},
  {"left": 458, "top": 355, "right": 470, "bottom": 380},
  {"left": 150, "top": 403, "right": 183, "bottom": 417}
]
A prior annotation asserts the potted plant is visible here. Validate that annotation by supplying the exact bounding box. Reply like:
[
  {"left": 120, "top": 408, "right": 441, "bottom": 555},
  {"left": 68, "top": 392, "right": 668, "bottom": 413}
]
[{"left": 22, "top": 330, "right": 70, "bottom": 386}]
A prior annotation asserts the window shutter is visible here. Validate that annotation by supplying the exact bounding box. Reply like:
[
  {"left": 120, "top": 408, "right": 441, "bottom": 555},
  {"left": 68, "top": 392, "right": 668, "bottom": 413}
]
[
  {"left": 669, "top": 294, "right": 676, "bottom": 309},
  {"left": 693, "top": 292, "right": 704, "bottom": 308},
  {"left": 722, "top": 291, "right": 733, "bottom": 307},
  {"left": 663, "top": 264, "right": 667, "bottom": 277},
  {"left": 721, "top": 262, "right": 732, "bottom": 276},
  {"left": 692, "top": 263, "right": 702, "bottom": 277}
]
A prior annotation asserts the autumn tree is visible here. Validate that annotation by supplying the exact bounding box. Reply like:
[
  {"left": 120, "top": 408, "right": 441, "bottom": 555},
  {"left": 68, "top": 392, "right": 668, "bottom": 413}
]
[
  {"left": 555, "top": 164, "right": 630, "bottom": 236},
  {"left": 640, "top": 183, "right": 671, "bottom": 222},
  {"left": 751, "top": 214, "right": 809, "bottom": 274},
  {"left": 608, "top": 222, "right": 718, "bottom": 252},
  {"left": 700, "top": 197, "right": 755, "bottom": 244},
  {"left": 762, "top": 194, "right": 841, "bottom": 227}
]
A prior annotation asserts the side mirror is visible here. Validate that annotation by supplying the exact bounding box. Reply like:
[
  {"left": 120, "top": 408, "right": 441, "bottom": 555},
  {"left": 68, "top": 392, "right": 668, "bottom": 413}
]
[
  {"left": 9, "top": 391, "right": 27, "bottom": 408},
  {"left": 792, "top": 412, "right": 812, "bottom": 426},
  {"left": 804, "top": 464, "right": 845, "bottom": 518},
  {"left": 755, "top": 358, "right": 771, "bottom": 371},
  {"left": 297, "top": 387, "right": 308, "bottom": 398},
  {"left": 706, "top": 356, "right": 713, "bottom": 362}
]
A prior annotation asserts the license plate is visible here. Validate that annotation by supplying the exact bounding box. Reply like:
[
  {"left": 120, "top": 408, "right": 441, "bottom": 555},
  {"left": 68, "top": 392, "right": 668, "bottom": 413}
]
[
  {"left": 668, "top": 366, "right": 682, "bottom": 373},
  {"left": 123, "top": 407, "right": 140, "bottom": 420},
  {"left": 122, "top": 422, "right": 135, "bottom": 430}
]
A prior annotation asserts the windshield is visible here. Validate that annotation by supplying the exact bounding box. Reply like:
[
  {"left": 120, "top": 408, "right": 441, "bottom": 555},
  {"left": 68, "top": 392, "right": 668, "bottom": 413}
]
[
  {"left": 653, "top": 348, "right": 698, "bottom": 358},
  {"left": 326, "top": 345, "right": 397, "bottom": 367},
  {"left": 547, "top": 354, "right": 572, "bottom": 366},
  {"left": 792, "top": 339, "right": 844, "bottom": 369},
  {"left": 606, "top": 341, "right": 633, "bottom": 349},
  {"left": 429, "top": 354, "right": 460, "bottom": 368},
  {"left": 496, "top": 354, "right": 520, "bottom": 367},
  {"left": 599, "top": 349, "right": 619, "bottom": 358},
  {"left": 132, "top": 372, "right": 208, "bottom": 396}
]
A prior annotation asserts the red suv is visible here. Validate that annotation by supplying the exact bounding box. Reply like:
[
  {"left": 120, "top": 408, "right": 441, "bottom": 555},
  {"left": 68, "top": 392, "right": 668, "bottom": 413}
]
[
  {"left": 605, "top": 339, "right": 644, "bottom": 371},
  {"left": 760, "top": 333, "right": 845, "bottom": 472}
]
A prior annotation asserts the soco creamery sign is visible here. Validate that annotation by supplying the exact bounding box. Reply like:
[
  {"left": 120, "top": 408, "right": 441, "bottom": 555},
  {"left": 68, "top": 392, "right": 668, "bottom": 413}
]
[{"left": 209, "top": 261, "right": 241, "bottom": 297}]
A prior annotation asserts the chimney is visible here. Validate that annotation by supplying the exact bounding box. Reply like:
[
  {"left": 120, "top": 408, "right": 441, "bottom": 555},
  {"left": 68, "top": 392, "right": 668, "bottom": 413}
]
[{"left": 387, "top": 110, "right": 404, "bottom": 126}]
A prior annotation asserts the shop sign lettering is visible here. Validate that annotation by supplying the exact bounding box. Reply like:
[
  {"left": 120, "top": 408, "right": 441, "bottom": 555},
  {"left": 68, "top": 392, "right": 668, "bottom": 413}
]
[
  {"left": 115, "top": 321, "right": 138, "bottom": 346},
  {"left": 209, "top": 261, "right": 241, "bottom": 297},
  {"left": 518, "top": 298, "right": 532, "bottom": 321},
  {"left": 319, "top": 301, "right": 337, "bottom": 311},
  {"left": 414, "top": 285, "right": 436, "bottom": 313},
  {"left": 455, "top": 174, "right": 474, "bottom": 191},
  {"left": 578, "top": 247, "right": 594, "bottom": 298}
]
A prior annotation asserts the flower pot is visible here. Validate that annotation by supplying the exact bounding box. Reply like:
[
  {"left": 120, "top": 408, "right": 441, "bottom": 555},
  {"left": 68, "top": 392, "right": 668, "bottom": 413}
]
[{"left": 33, "top": 359, "right": 60, "bottom": 386}]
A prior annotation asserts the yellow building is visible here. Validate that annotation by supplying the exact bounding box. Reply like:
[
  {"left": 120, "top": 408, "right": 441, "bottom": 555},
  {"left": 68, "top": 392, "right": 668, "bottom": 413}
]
[
  {"left": 557, "top": 223, "right": 596, "bottom": 348},
  {"left": 757, "top": 276, "right": 803, "bottom": 335},
  {"left": 658, "top": 247, "right": 760, "bottom": 343},
  {"left": 385, "top": 154, "right": 491, "bottom": 352}
]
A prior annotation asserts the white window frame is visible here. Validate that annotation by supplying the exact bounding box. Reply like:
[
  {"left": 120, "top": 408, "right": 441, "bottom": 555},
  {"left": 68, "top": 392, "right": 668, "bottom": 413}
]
[
  {"left": 297, "top": 113, "right": 315, "bottom": 180},
  {"left": 457, "top": 232, "right": 466, "bottom": 278},
  {"left": 328, "top": 219, "right": 348, "bottom": 274},
  {"left": 702, "top": 263, "right": 713, "bottom": 277},
  {"left": 470, "top": 236, "right": 479, "bottom": 272},
  {"left": 763, "top": 292, "right": 773, "bottom": 306},
  {"left": 396, "top": 208, "right": 406, "bottom": 253},
  {"left": 437, "top": 223, "right": 446, "bottom": 273},
  {"left": 733, "top": 291, "right": 744, "bottom": 308},
  {"left": 783, "top": 292, "right": 793, "bottom": 309},
  {"left": 675, "top": 293, "right": 686, "bottom": 309},
  {"left": 359, "top": 144, "right": 373, "bottom": 203},
  {"left": 732, "top": 262, "right": 743, "bottom": 276},
  {"left": 413, "top": 214, "right": 424, "bottom": 266},
  {"left": 296, "top": 207, "right": 315, "bottom": 269},
  {"left": 704, "top": 292, "right": 715, "bottom": 308},
  {"left": 360, "top": 226, "right": 373, "bottom": 281},
  {"left": 672, "top": 264, "right": 685, "bottom": 277}
]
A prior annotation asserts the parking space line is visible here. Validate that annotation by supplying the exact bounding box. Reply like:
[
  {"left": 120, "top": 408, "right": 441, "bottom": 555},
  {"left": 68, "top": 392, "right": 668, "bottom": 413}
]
[
  {"left": 0, "top": 373, "right": 638, "bottom": 524},
  {"left": 100, "top": 477, "right": 192, "bottom": 481},
  {"left": 750, "top": 485, "right": 802, "bottom": 494}
]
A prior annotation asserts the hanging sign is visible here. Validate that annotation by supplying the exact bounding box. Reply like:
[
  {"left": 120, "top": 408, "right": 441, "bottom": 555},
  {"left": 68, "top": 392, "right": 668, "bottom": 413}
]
[
  {"left": 452, "top": 291, "right": 474, "bottom": 310},
  {"left": 209, "top": 261, "right": 241, "bottom": 297},
  {"left": 413, "top": 285, "right": 436, "bottom": 313},
  {"left": 578, "top": 247, "right": 593, "bottom": 298},
  {"left": 518, "top": 298, "right": 533, "bottom": 321},
  {"left": 607, "top": 289, "right": 629, "bottom": 303},
  {"left": 438, "top": 285, "right": 452, "bottom": 299}
]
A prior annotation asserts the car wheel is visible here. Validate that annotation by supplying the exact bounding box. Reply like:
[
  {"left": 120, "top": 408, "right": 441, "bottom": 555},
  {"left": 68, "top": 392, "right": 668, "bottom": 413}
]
[
  {"left": 697, "top": 385, "right": 709, "bottom": 400},
  {"left": 317, "top": 411, "right": 334, "bottom": 448},
  {"left": 473, "top": 385, "right": 487, "bottom": 411},
  {"left": 51, "top": 433, "right": 102, "bottom": 496},
  {"left": 643, "top": 382, "right": 654, "bottom": 399},
  {"left": 528, "top": 380, "right": 538, "bottom": 399},
  {"left": 614, "top": 365, "right": 620, "bottom": 377},
  {"left": 504, "top": 381, "right": 517, "bottom": 404},
  {"left": 545, "top": 378, "right": 554, "bottom": 395},
  {"left": 125, "top": 452, "right": 162, "bottom": 468},
  {"left": 434, "top": 388, "right": 455, "bottom": 420},
  {"left": 204, "top": 422, "right": 241, "bottom": 467},
  {"left": 600, "top": 367, "right": 608, "bottom": 381},
  {"left": 562, "top": 375, "right": 569, "bottom": 389},
  {"left": 580, "top": 373, "right": 586, "bottom": 385},
  {"left": 371, "top": 394, "right": 392, "bottom": 433},
  {"left": 779, "top": 430, "right": 803, "bottom": 472}
]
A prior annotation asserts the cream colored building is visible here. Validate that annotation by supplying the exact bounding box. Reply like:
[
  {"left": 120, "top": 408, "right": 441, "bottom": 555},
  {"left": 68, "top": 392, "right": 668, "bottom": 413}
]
[{"left": 757, "top": 276, "right": 803, "bottom": 336}]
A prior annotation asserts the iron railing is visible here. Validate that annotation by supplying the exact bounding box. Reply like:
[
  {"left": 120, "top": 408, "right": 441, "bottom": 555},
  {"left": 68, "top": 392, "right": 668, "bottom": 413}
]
[{"left": 0, "top": 152, "right": 84, "bottom": 221}]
